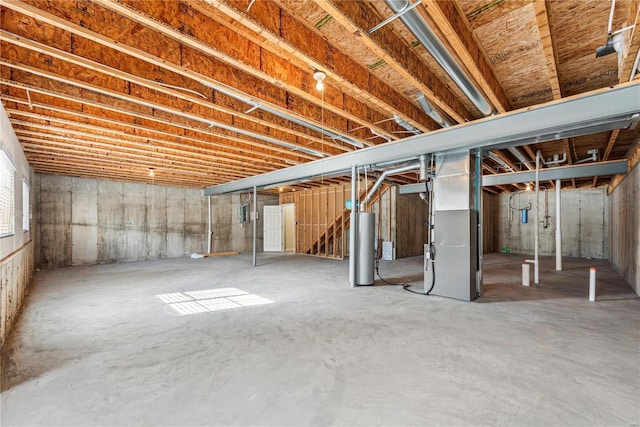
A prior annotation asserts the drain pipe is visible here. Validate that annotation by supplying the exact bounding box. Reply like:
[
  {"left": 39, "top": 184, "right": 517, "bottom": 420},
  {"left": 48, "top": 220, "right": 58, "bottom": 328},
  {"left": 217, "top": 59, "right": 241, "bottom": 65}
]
[
  {"left": 360, "top": 162, "right": 421, "bottom": 210},
  {"left": 385, "top": 0, "right": 495, "bottom": 116}
]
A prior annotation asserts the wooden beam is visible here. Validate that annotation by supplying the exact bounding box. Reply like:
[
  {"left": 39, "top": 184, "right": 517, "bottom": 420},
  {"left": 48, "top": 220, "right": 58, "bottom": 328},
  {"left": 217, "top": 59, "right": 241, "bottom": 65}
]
[
  {"left": 98, "top": 0, "right": 394, "bottom": 142},
  {"left": 0, "top": 60, "right": 325, "bottom": 160},
  {"left": 3, "top": 99, "right": 288, "bottom": 169},
  {"left": 0, "top": 82, "right": 307, "bottom": 165},
  {"left": 310, "top": 0, "right": 472, "bottom": 123},
  {"left": 424, "top": 0, "right": 511, "bottom": 112},
  {"left": 0, "top": 29, "right": 351, "bottom": 154},
  {"left": 592, "top": 129, "right": 621, "bottom": 187},
  {"left": 533, "top": 0, "right": 562, "bottom": 100},
  {"left": 608, "top": 140, "right": 640, "bottom": 193},
  {"left": 563, "top": 138, "right": 577, "bottom": 188},
  {"left": 1, "top": 1, "right": 374, "bottom": 147},
  {"left": 619, "top": 0, "right": 640, "bottom": 82}
]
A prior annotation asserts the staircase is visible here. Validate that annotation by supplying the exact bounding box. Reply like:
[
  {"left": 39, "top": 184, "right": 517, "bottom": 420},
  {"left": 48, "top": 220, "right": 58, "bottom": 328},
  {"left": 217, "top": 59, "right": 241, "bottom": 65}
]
[{"left": 304, "top": 184, "right": 388, "bottom": 258}]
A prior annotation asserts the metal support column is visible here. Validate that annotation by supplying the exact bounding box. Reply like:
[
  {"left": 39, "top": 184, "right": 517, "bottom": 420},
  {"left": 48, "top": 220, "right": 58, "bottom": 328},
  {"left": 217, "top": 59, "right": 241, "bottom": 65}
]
[
  {"left": 555, "top": 179, "right": 562, "bottom": 271},
  {"left": 475, "top": 150, "right": 483, "bottom": 296},
  {"left": 207, "top": 195, "right": 212, "bottom": 254},
  {"left": 349, "top": 165, "right": 357, "bottom": 287},
  {"left": 252, "top": 186, "right": 257, "bottom": 267},
  {"left": 534, "top": 152, "right": 540, "bottom": 284}
]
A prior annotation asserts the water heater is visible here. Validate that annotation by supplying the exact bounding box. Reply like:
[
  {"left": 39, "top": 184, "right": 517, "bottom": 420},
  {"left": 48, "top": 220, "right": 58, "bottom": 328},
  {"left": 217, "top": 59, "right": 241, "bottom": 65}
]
[{"left": 356, "top": 212, "right": 375, "bottom": 285}]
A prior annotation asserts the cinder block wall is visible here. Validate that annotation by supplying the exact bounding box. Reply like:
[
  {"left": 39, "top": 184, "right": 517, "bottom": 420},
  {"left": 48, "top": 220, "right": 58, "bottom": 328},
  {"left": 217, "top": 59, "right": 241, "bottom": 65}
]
[
  {"left": 609, "top": 162, "right": 639, "bottom": 294},
  {"left": 34, "top": 175, "right": 278, "bottom": 268},
  {"left": 494, "top": 187, "right": 609, "bottom": 259}
]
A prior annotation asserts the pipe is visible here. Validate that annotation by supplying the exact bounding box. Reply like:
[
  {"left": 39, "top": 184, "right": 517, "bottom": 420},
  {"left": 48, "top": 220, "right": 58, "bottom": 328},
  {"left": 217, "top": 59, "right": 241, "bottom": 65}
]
[
  {"left": 508, "top": 147, "right": 534, "bottom": 170},
  {"left": 416, "top": 93, "right": 453, "bottom": 128},
  {"left": 350, "top": 165, "right": 358, "bottom": 287},
  {"left": 488, "top": 151, "right": 515, "bottom": 172},
  {"left": 204, "top": 83, "right": 364, "bottom": 149},
  {"left": 370, "top": 128, "right": 392, "bottom": 142},
  {"left": 555, "top": 179, "right": 562, "bottom": 271},
  {"left": 393, "top": 115, "right": 421, "bottom": 134},
  {"left": 252, "top": 186, "right": 257, "bottom": 267},
  {"left": 361, "top": 163, "right": 420, "bottom": 210},
  {"left": 418, "top": 154, "right": 429, "bottom": 182},
  {"left": 589, "top": 268, "right": 597, "bottom": 301},
  {"left": 534, "top": 151, "right": 540, "bottom": 284},
  {"left": 207, "top": 195, "right": 212, "bottom": 254},
  {"left": 542, "top": 152, "right": 567, "bottom": 166},
  {"left": 385, "top": 0, "right": 495, "bottom": 117}
]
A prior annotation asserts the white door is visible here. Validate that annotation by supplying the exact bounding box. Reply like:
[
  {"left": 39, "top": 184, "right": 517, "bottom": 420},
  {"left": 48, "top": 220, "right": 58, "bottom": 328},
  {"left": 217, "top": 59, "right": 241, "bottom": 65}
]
[{"left": 263, "top": 205, "right": 283, "bottom": 252}]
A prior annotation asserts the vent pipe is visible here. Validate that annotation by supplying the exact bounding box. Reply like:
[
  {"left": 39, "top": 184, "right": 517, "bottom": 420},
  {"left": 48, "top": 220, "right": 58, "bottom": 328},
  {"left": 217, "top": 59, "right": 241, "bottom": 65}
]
[
  {"left": 385, "top": 0, "right": 495, "bottom": 117},
  {"left": 361, "top": 162, "right": 421, "bottom": 210}
]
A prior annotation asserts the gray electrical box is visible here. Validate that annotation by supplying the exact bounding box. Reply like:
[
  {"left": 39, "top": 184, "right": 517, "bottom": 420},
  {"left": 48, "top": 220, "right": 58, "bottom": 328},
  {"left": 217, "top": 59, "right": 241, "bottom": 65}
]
[{"left": 431, "top": 210, "right": 478, "bottom": 301}]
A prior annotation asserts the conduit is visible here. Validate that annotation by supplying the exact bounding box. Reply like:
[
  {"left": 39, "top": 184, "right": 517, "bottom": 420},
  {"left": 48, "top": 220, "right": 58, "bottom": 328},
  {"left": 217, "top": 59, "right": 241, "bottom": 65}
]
[{"left": 385, "top": 0, "right": 495, "bottom": 117}]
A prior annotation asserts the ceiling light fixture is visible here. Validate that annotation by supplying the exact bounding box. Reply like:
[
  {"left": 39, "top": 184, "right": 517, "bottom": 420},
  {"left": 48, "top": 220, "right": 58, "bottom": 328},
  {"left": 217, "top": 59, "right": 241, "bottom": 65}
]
[
  {"left": 149, "top": 168, "right": 155, "bottom": 177},
  {"left": 313, "top": 71, "right": 326, "bottom": 91}
]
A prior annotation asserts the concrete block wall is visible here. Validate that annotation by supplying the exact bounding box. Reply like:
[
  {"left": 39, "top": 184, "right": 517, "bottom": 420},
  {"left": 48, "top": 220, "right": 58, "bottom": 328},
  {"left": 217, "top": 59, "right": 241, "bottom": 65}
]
[
  {"left": 494, "top": 187, "right": 609, "bottom": 259},
  {"left": 35, "top": 175, "right": 276, "bottom": 268},
  {"left": 609, "top": 162, "right": 639, "bottom": 294}
]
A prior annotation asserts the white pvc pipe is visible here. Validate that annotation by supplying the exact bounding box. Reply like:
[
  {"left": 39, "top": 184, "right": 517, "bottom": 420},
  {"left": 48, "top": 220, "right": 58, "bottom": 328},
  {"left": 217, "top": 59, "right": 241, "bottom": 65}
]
[
  {"left": 349, "top": 165, "right": 357, "bottom": 287},
  {"left": 522, "top": 262, "right": 530, "bottom": 286},
  {"left": 589, "top": 268, "right": 597, "bottom": 301},
  {"left": 555, "top": 179, "right": 562, "bottom": 271},
  {"left": 534, "top": 151, "right": 540, "bottom": 284}
]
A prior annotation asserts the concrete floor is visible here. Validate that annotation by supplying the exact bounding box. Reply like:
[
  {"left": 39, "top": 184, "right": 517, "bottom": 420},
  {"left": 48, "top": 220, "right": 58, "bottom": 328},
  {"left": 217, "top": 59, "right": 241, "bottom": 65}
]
[{"left": 1, "top": 253, "right": 638, "bottom": 426}]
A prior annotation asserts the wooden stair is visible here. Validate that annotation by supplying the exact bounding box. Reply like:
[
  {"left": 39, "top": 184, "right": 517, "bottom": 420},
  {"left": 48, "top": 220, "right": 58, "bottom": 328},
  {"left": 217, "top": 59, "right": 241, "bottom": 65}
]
[{"left": 304, "top": 184, "right": 388, "bottom": 257}]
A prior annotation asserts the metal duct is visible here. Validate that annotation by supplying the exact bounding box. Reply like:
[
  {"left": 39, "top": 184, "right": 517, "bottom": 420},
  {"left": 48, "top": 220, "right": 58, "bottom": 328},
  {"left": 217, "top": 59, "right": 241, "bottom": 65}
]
[
  {"left": 419, "top": 154, "right": 429, "bottom": 182},
  {"left": 487, "top": 151, "right": 515, "bottom": 172},
  {"left": 393, "top": 115, "right": 421, "bottom": 134},
  {"left": 370, "top": 128, "right": 393, "bottom": 142},
  {"left": 416, "top": 93, "right": 453, "bottom": 128},
  {"left": 203, "top": 83, "right": 364, "bottom": 149},
  {"left": 508, "top": 147, "right": 534, "bottom": 170},
  {"left": 385, "top": 0, "right": 495, "bottom": 117},
  {"left": 361, "top": 163, "right": 421, "bottom": 210}
]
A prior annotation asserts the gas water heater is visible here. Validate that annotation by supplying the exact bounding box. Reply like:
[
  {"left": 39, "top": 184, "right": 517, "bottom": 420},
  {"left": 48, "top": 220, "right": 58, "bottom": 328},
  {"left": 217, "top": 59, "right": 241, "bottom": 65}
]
[{"left": 355, "top": 212, "right": 375, "bottom": 286}]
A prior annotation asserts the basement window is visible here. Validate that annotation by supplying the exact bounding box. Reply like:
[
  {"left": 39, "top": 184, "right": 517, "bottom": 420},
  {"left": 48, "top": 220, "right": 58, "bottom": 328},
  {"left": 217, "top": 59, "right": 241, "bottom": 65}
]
[
  {"left": 22, "top": 180, "right": 29, "bottom": 232},
  {"left": 0, "top": 150, "right": 15, "bottom": 238},
  {"left": 157, "top": 287, "right": 273, "bottom": 316}
]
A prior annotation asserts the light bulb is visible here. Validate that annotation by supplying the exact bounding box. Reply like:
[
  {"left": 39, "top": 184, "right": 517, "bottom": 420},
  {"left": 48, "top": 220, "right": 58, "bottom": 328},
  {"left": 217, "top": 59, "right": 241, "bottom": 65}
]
[
  {"left": 313, "top": 70, "right": 326, "bottom": 92},
  {"left": 149, "top": 168, "right": 155, "bottom": 177}
]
